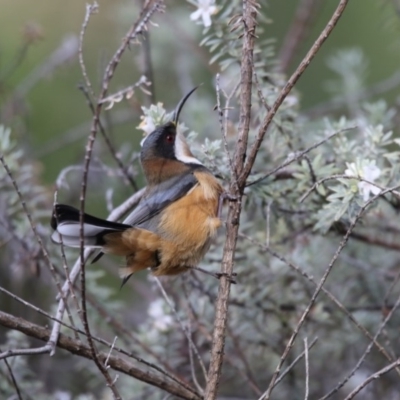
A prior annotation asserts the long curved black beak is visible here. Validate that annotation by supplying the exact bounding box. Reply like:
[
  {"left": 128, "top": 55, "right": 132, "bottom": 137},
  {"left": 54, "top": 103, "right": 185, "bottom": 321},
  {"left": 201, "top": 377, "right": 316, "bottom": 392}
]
[{"left": 172, "top": 86, "right": 199, "bottom": 124}]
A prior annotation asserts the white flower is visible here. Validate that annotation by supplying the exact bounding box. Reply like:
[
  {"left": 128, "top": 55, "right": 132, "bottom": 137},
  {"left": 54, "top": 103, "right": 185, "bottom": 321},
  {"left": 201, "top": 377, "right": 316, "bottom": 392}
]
[
  {"left": 190, "top": 0, "right": 217, "bottom": 27},
  {"left": 137, "top": 115, "right": 156, "bottom": 136},
  {"left": 344, "top": 159, "right": 381, "bottom": 201},
  {"left": 148, "top": 299, "right": 173, "bottom": 332}
]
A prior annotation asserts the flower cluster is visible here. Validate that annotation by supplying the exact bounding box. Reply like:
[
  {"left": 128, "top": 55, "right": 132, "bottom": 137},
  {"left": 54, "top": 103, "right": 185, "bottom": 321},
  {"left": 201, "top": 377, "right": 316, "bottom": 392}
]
[
  {"left": 344, "top": 159, "right": 381, "bottom": 201},
  {"left": 189, "top": 0, "right": 217, "bottom": 27}
]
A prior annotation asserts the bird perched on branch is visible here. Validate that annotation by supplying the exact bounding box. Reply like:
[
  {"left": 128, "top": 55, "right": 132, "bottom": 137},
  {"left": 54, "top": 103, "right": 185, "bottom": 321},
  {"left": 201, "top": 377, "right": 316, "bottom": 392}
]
[{"left": 51, "top": 87, "right": 224, "bottom": 285}]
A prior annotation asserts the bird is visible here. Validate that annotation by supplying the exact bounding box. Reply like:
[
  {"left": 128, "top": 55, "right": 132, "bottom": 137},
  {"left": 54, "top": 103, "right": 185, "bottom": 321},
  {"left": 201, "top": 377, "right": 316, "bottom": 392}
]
[{"left": 51, "top": 87, "right": 224, "bottom": 285}]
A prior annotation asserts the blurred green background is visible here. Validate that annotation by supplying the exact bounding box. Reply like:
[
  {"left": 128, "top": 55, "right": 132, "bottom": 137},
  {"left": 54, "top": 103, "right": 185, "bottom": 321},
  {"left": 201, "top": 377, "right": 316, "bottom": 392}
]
[{"left": 2, "top": 0, "right": 400, "bottom": 184}]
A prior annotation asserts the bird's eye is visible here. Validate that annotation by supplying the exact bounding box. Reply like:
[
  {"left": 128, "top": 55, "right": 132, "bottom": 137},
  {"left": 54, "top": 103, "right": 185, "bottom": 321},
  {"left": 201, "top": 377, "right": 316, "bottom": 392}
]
[{"left": 165, "top": 134, "right": 174, "bottom": 143}]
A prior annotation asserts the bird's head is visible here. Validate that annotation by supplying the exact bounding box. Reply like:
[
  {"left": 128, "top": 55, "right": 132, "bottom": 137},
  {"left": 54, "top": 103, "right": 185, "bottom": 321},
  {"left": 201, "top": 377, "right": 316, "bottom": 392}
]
[{"left": 140, "top": 87, "right": 202, "bottom": 184}]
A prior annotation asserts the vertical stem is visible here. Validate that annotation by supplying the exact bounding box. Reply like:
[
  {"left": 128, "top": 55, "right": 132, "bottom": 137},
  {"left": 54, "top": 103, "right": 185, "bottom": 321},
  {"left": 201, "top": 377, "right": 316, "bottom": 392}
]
[{"left": 204, "top": 2, "right": 257, "bottom": 399}]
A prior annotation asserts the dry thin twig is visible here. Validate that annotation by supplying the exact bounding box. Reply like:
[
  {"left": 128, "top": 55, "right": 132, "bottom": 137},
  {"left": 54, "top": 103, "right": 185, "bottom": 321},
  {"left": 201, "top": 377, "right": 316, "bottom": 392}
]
[
  {"left": 0, "top": 351, "right": 24, "bottom": 400},
  {"left": 78, "top": 83, "right": 140, "bottom": 191},
  {"left": 343, "top": 358, "right": 400, "bottom": 400},
  {"left": 273, "top": 337, "right": 318, "bottom": 390},
  {"left": 246, "top": 126, "right": 356, "bottom": 187},
  {"left": 240, "top": 0, "right": 350, "bottom": 187},
  {"left": 205, "top": 1, "right": 350, "bottom": 398},
  {"left": 240, "top": 233, "right": 400, "bottom": 380},
  {"left": 76, "top": 3, "right": 164, "bottom": 396},
  {"left": 203, "top": 2, "right": 258, "bottom": 399},
  {"left": 154, "top": 278, "right": 207, "bottom": 383},
  {"left": 0, "top": 281, "right": 196, "bottom": 396},
  {"left": 260, "top": 184, "right": 400, "bottom": 400},
  {"left": 0, "top": 310, "right": 201, "bottom": 400},
  {"left": 79, "top": 2, "right": 98, "bottom": 98},
  {"left": 303, "top": 338, "right": 310, "bottom": 400}
]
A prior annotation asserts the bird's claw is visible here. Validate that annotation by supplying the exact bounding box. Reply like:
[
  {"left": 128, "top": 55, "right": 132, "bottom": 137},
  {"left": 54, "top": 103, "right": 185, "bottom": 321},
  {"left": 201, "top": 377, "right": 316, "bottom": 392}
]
[{"left": 215, "top": 272, "right": 237, "bottom": 284}]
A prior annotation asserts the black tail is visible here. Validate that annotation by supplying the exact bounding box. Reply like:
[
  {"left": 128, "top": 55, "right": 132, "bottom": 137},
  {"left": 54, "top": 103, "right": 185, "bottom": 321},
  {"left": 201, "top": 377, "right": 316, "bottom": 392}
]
[{"left": 51, "top": 204, "right": 130, "bottom": 248}]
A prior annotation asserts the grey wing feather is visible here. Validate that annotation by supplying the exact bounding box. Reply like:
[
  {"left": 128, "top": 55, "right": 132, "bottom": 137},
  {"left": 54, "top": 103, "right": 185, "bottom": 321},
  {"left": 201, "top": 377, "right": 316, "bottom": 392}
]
[{"left": 123, "top": 173, "right": 198, "bottom": 228}]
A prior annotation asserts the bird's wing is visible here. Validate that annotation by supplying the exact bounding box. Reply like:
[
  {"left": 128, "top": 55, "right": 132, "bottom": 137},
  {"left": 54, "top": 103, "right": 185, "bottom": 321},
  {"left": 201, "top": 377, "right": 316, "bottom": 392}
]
[{"left": 123, "top": 172, "right": 199, "bottom": 227}]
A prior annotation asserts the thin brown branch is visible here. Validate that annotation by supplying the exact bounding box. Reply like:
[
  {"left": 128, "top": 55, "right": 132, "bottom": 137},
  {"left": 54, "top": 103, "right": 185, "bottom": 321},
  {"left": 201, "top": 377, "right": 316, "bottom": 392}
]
[
  {"left": 227, "top": 325, "right": 262, "bottom": 396},
  {"left": 0, "top": 154, "right": 77, "bottom": 350},
  {"left": 154, "top": 278, "right": 207, "bottom": 381},
  {"left": 273, "top": 337, "right": 318, "bottom": 391},
  {"left": 0, "top": 345, "right": 53, "bottom": 360},
  {"left": 0, "top": 350, "right": 24, "bottom": 400},
  {"left": 348, "top": 231, "right": 400, "bottom": 252},
  {"left": 79, "top": 2, "right": 98, "bottom": 98},
  {"left": 204, "top": 2, "right": 257, "bottom": 399},
  {"left": 0, "top": 311, "right": 201, "bottom": 400},
  {"left": 78, "top": 83, "right": 140, "bottom": 191},
  {"left": 247, "top": 126, "right": 356, "bottom": 187},
  {"left": 240, "top": 0, "right": 350, "bottom": 187},
  {"left": 141, "top": 0, "right": 155, "bottom": 105},
  {"left": 77, "top": 3, "right": 164, "bottom": 395},
  {"left": 303, "top": 338, "right": 310, "bottom": 400},
  {"left": 260, "top": 185, "right": 400, "bottom": 399},
  {"left": 343, "top": 357, "right": 400, "bottom": 400},
  {"left": 84, "top": 289, "right": 193, "bottom": 392},
  {"left": 0, "top": 281, "right": 195, "bottom": 395},
  {"left": 240, "top": 233, "right": 400, "bottom": 381},
  {"left": 322, "top": 300, "right": 400, "bottom": 398}
]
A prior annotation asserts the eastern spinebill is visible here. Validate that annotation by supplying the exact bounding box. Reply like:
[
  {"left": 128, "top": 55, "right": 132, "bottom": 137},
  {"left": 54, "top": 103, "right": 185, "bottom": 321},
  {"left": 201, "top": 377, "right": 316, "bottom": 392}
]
[{"left": 51, "top": 87, "right": 224, "bottom": 285}]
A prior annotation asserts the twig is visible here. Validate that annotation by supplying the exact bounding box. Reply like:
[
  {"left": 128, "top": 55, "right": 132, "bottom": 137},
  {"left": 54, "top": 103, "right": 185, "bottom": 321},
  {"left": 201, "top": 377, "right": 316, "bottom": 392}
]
[
  {"left": 141, "top": 0, "right": 155, "bottom": 104},
  {"left": 203, "top": 2, "right": 258, "bottom": 399},
  {"left": 215, "top": 73, "right": 235, "bottom": 181},
  {"left": 0, "top": 346, "right": 52, "bottom": 361},
  {"left": 79, "top": 2, "right": 98, "bottom": 98},
  {"left": 240, "top": 0, "right": 350, "bottom": 187},
  {"left": 53, "top": 191, "right": 81, "bottom": 342},
  {"left": 247, "top": 126, "right": 356, "bottom": 187},
  {"left": 226, "top": 324, "right": 262, "bottom": 396},
  {"left": 83, "top": 288, "right": 194, "bottom": 393},
  {"left": 98, "top": 76, "right": 150, "bottom": 107},
  {"left": 0, "top": 154, "right": 77, "bottom": 352},
  {"left": 260, "top": 185, "right": 400, "bottom": 400},
  {"left": 343, "top": 358, "right": 400, "bottom": 400},
  {"left": 303, "top": 338, "right": 309, "bottom": 400},
  {"left": 78, "top": 83, "right": 140, "bottom": 191},
  {"left": 0, "top": 351, "right": 23, "bottom": 400},
  {"left": 265, "top": 201, "right": 272, "bottom": 247},
  {"left": 154, "top": 278, "right": 207, "bottom": 382},
  {"left": 48, "top": 248, "right": 93, "bottom": 356},
  {"left": 0, "top": 281, "right": 195, "bottom": 394},
  {"left": 186, "top": 311, "right": 204, "bottom": 394},
  {"left": 273, "top": 337, "right": 318, "bottom": 390},
  {"left": 299, "top": 174, "right": 400, "bottom": 203},
  {"left": 0, "top": 310, "right": 201, "bottom": 400},
  {"left": 105, "top": 336, "right": 118, "bottom": 369},
  {"left": 319, "top": 260, "right": 400, "bottom": 398},
  {"left": 240, "top": 233, "right": 400, "bottom": 380},
  {"left": 77, "top": 3, "right": 163, "bottom": 396}
]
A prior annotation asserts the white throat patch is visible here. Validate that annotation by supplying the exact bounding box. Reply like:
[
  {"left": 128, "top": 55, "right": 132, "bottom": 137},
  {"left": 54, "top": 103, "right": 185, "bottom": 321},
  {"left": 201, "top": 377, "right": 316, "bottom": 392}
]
[{"left": 174, "top": 133, "right": 202, "bottom": 165}]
